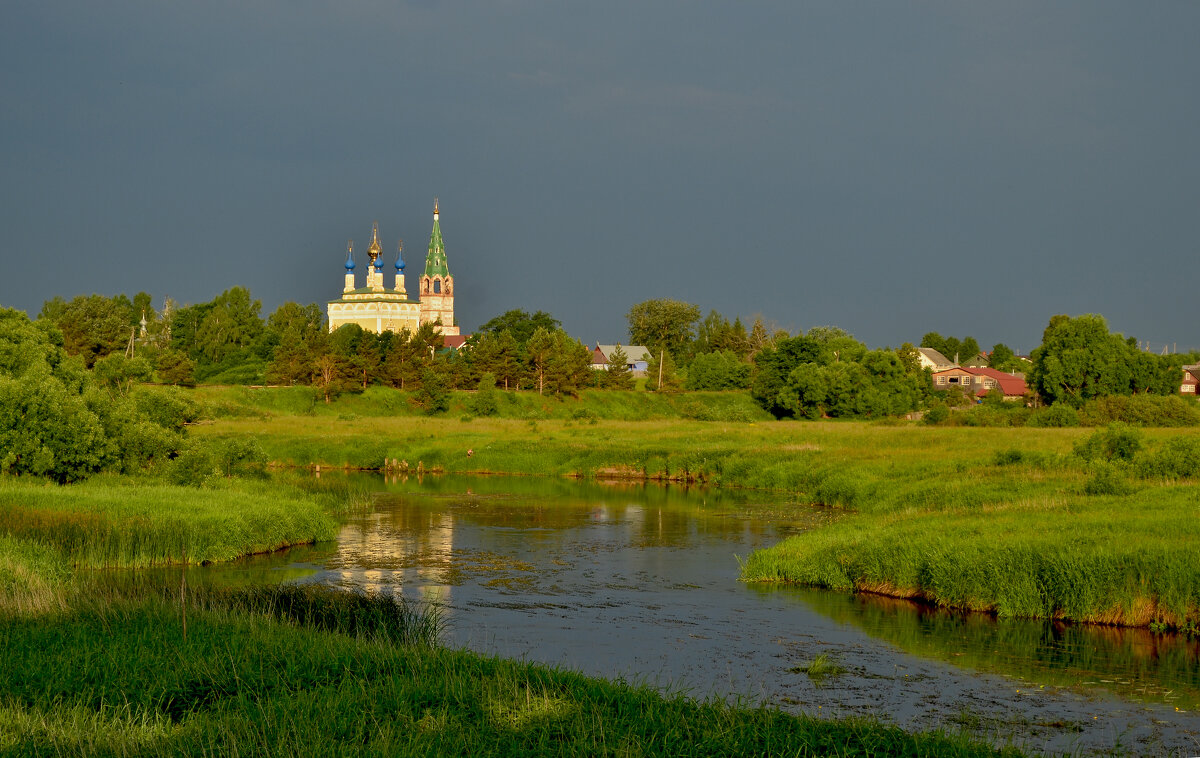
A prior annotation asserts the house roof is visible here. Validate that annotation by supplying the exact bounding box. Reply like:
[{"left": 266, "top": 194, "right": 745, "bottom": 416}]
[
  {"left": 595, "top": 344, "right": 652, "bottom": 363},
  {"left": 930, "top": 366, "right": 1028, "bottom": 397},
  {"left": 917, "top": 347, "right": 955, "bottom": 368},
  {"left": 442, "top": 334, "right": 468, "bottom": 350}
]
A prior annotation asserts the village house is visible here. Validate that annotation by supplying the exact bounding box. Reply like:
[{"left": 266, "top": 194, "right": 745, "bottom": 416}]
[
  {"left": 1182, "top": 364, "right": 1200, "bottom": 394},
  {"left": 916, "top": 347, "right": 956, "bottom": 372},
  {"left": 590, "top": 344, "right": 652, "bottom": 375},
  {"left": 931, "top": 366, "right": 1028, "bottom": 401}
]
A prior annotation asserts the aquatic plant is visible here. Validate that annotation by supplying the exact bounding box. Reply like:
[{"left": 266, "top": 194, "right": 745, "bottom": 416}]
[{"left": 789, "top": 652, "right": 846, "bottom": 683}]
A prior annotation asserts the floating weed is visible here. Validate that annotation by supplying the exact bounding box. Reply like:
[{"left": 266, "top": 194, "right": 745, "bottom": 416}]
[{"left": 790, "top": 652, "right": 846, "bottom": 683}]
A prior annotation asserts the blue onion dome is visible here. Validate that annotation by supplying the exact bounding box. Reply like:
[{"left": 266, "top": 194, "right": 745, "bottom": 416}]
[
  {"left": 344, "top": 243, "right": 356, "bottom": 271},
  {"left": 395, "top": 241, "right": 406, "bottom": 271}
]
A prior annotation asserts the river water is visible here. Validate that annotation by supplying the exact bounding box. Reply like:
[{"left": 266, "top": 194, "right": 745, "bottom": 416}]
[{"left": 191, "top": 475, "right": 1200, "bottom": 755}]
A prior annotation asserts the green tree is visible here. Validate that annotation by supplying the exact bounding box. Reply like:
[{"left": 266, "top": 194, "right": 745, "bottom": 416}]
[
  {"left": 194, "top": 287, "right": 265, "bottom": 365},
  {"left": 686, "top": 350, "right": 751, "bottom": 390},
  {"left": 1031, "top": 314, "right": 1132, "bottom": 407},
  {"left": 601, "top": 344, "right": 635, "bottom": 390},
  {"left": 40, "top": 294, "right": 132, "bottom": 367},
  {"left": 751, "top": 335, "right": 822, "bottom": 416},
  {"left": 543, "top": 334, "right": 592, "bottom": 396},
  {"left": 92, "top": 354, "right": 153, "bottom": 394},
  {"left": 477, "top": 309, "right": 561, "bottom": 347},
  {"left": 313, "top": 352, "right": 352, "bottom": 403},
  {"left": 382, "top": 329, "right": 421, "bottom": 389},
  {"left": 776, "top": 363, "right": 829, "bottom": 419},
  {"left": 267, "top": 302, "right": 324, "bottom": 343},
  {"left": 350, "top": 333, "right": 383, "bottom": 390},
  {"left": 265, "top": 327, "right": 312, "bottom": 386},
  {"left": 156, "top": 348, "right": 196, "bottom": 386},
  {"left": 469, "top": 372, "right": 500, "bottom": 416},
  {"left": 626, "top": 299, "right": 701, "bottom": 360},
  {"left": 526, "top": 327, "right": 555, "bottom": 395},
  {"left": 415, "top": 368, "right": 450, "bottom": 414},
  {"left": 988, "top": 343, "right": 1018, "bottom": 372},
  {"left": 645, "top": 349, "right": 682, "bottom": 392}
]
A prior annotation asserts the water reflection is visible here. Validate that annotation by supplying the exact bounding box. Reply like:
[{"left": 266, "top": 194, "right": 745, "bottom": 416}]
[{"left": 759, "top": 585, "right": 1200, "bottom": 710}]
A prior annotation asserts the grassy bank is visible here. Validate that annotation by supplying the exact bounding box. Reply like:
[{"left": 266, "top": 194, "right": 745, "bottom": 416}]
[
  {"left": 0, "top": 591, "right": 1020, "bottom": 757},
  {"left": 189, "top": 401, "right": 1200, "bottom": 629},
  {"left": 0, "top": 477, "right": 337, "bottom": 569}
]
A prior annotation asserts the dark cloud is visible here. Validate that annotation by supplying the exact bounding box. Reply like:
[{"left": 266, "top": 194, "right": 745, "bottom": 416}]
[{"left": 2, "top": 1, "right": 1198, "bottom": 352}]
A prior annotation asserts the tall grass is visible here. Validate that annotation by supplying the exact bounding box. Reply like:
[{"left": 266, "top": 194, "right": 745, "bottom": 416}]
[
  {"left": 742, "top": 484, "right": 1200, "bottom": 628},
  {"left": 0, "top": 534, "right": 71, "bottom": 614},
  {"left": 0, "top": 478, "right": 337, "bottom": 568},
  {"left": 0, "top": 597, "right": 1023, "bottom": 757}
]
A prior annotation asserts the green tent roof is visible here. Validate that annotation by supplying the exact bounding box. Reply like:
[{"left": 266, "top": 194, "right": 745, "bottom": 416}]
[{"left": 423, "top": 202, "right": 451, "bottom": 279}]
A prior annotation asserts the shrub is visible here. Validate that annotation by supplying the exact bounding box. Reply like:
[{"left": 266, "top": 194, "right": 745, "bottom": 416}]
[
  {"left": 469, "top": 373, "right": 499, "bottom": 417},
  {"left": 130, "top": 385, "right": 202, "bottom": 430},
  {"left": 415, "top": 369, "right": 450, "bottom": 415},
  {"left": 1079, "top": 394, "right": 1200, "bottom": 427},
  {"left": 1028, "top": 404, "right": 1080, "bottom": 428},
  {"left": 1074, "top": 423, "right": 1144, "bottom": 463},
  {"left": 1135, "top": 437, "right": 1200, "bottom": 480},
  {"left": 922, "top": 403, "right": 949, "bottom": 425},
  {"left": 1083, "top": 465, "right": 1136, "bottom": 496}
]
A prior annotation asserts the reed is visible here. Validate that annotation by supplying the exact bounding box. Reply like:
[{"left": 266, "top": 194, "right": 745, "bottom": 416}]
[
  {"left": 0, "top": 534, "right": 71, "bottom": 614},
  {"left": 741, "top": 484, "right": 1200, "bottom": 628},
  {"left": 0, "top": 478, "right": 337, "bottom": 568}
]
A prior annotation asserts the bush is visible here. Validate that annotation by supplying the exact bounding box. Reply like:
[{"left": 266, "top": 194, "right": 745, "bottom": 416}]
[
  {"left": 922, "top": 403, "right": 949, "bottom": 425},
  {"left": 415, "top": 370, "right": 450, "bottom": 415},
  {"left": 130, "top": 385, "right": 202, "bottom": 430},
  {"left": 1079, "top": 394, "right": 1200, "bottom": 427},
  {"left": 469, "top": 373, "right": 499, "bottom": 417},
  {"left": 1027, "top": 404, "right": 1080, "bottom": 428},
  {"left": 1135, "top": 437, "right": 1200, "bottom": 480},
  {"left": 1083, "top": 465, "right": 1136, "bottom": 496},
  {"left": 1074, "top": 423, "right": 1144, "bottom": 463}
]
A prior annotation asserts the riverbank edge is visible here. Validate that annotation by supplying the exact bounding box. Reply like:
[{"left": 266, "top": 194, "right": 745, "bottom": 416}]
[{"left": 0, "top": 594, "right": 1024, "bottom": 757}]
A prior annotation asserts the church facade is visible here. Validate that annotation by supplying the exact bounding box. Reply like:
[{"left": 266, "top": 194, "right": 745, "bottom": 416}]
[{"left": 326, "top": 201, "right": 459, "bottom": 336}]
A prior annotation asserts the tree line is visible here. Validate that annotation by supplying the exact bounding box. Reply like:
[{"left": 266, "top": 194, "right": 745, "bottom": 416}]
[{"left": 25, "top": 289, "right": 1200, "bottom": 419}]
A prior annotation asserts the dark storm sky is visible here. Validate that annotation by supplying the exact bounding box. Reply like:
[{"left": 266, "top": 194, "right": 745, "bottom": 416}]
[{"left": 2, "top": 2, "right": 1197, "bottom": 353}]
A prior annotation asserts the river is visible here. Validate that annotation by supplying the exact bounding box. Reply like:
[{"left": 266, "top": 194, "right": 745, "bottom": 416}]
[{"left": 182, "top": 474, "right": 1200, "bottom": 755}]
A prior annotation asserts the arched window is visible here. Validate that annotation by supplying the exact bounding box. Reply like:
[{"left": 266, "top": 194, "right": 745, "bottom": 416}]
[{"left": 433, "top": 279, "right": 441, "bottom": 294}]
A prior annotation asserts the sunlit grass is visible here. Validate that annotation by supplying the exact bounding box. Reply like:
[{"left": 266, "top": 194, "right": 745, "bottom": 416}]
[
  {"left": 0, "top": 477, "right": 337, "bottom": 568},
  {"left": 0, "top": 596, "right": 1024, "bottom": 757}
]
